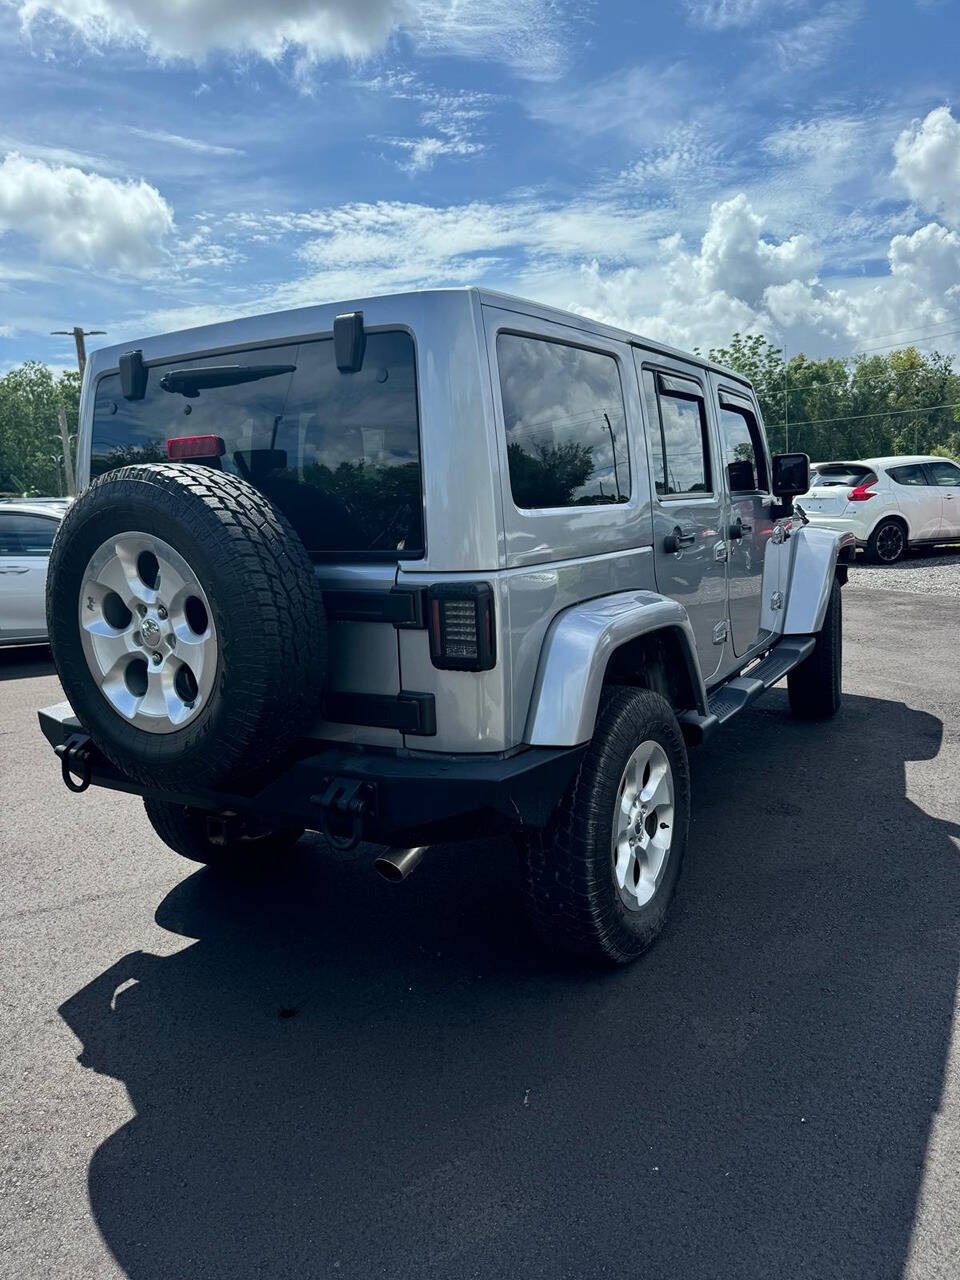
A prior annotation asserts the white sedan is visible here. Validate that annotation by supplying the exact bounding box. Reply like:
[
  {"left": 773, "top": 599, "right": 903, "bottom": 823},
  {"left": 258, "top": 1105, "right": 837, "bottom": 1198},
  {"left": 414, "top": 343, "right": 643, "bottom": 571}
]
[
  {"left": 0, "top": 500, "right": 68, "bottom": 645},
  {"left": 798, "top": 455, "right": 960, "bottom": 563}
]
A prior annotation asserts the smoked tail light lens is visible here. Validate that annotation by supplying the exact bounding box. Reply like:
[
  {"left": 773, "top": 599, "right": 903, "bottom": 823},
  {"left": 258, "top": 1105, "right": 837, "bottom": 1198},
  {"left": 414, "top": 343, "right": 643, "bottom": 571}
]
[
  {"left": 847, "top": 482, "right": 876, "bottom": 501},
  {"left": 428, "top": 583, "right": 496, "bottom": 672},
  {"left": 167, "top": 435, "right": 226, "bottom": 461}
]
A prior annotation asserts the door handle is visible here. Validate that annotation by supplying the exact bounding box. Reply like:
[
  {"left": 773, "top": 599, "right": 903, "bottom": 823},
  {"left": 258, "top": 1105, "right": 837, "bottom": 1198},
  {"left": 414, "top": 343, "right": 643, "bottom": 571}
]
[
  {"left": 0, "top": 567, "right": 29, "bottom": 574},
  {"left": 664, "top": 526, "right": 696, "bottom": 553}
]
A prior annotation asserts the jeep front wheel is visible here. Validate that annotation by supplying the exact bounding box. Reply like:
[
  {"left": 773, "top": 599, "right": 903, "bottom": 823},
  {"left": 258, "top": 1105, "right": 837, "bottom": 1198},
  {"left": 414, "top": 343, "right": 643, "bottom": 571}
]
[{"left": 519, "top": 688, "right": 690, "bottom": 965}]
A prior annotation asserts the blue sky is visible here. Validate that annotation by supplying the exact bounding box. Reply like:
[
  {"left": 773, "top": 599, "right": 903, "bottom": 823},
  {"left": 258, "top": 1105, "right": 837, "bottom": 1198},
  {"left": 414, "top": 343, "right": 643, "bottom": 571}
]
[{"left": 1, "top": 0, "right": 959, "bottom": 374}]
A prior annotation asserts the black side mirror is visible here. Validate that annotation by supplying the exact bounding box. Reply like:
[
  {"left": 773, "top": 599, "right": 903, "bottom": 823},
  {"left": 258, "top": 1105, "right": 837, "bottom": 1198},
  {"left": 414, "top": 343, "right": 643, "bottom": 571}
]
[{"left": 772, "top": 452, "right": 809, "bottom": 498}]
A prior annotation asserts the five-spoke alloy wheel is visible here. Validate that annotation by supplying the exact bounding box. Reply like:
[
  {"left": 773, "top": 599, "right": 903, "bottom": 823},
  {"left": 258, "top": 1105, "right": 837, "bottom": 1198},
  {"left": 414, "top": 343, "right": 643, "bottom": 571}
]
[
  {"left": 80, "top": 532, "right": 217, "bottom": 733},
  {"left": 612, "top": 739, "right": 675, "bottom": 910}
]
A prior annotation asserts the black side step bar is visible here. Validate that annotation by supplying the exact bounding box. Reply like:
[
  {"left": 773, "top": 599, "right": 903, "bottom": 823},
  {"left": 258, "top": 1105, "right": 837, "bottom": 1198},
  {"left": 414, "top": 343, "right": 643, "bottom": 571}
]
[{"left": 678, "top": 636, "right": 816, "bottom": 744}]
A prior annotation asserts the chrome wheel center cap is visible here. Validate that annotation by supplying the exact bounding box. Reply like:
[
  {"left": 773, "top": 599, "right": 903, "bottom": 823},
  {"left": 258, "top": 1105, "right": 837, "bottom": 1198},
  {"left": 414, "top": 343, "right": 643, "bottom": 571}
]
[{"left": 140, "top": 616, "right": 162, "bottom": 645}]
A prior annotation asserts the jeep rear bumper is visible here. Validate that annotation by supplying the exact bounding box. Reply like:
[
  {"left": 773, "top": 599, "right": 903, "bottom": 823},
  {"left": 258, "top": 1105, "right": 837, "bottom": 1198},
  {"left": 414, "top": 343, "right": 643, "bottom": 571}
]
[{"left": 38, "top": 701, "right": 584, "bottom": 846}]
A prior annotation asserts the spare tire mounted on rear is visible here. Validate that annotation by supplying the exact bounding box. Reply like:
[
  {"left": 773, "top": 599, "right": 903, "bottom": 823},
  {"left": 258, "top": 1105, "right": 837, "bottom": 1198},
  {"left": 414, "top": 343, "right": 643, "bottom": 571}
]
[{"left": 47, "top": 463, "right": 327, "bottom": 790}]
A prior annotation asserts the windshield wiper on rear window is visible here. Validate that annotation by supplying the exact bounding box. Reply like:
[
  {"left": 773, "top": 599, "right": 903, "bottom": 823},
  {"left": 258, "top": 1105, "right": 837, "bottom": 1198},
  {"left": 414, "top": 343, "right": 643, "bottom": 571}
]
[{"left": 159, "top": 364, "right": 296, "bottom": 398}]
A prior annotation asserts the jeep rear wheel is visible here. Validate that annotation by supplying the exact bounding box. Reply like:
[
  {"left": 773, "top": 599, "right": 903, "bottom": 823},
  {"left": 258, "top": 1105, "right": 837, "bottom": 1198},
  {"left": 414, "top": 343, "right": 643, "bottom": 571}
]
[
  {"left": 47, "top": 463, "right": 327, "bottom": 790},
  {"left": 144, "top": 797, "right": 304, "bottom": 868},
  {"left": 519, "top": 688, "right": 690, "bottom": 965}
]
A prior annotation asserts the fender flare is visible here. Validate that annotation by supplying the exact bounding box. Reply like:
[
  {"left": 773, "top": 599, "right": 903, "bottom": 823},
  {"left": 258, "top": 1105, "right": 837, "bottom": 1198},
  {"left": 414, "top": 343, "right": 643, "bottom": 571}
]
[
  {"left": 783, "top": 525, "right": 855, "bottom": 635},
  {"left": 523, "top": 591, "right": 708, "bottom": 747}
]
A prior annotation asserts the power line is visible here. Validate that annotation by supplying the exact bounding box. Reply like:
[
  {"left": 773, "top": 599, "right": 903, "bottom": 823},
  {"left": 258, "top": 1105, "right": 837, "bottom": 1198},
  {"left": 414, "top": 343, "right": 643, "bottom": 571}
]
[{"left": 770, "top": 400, "right": 960, "bottom": 430}]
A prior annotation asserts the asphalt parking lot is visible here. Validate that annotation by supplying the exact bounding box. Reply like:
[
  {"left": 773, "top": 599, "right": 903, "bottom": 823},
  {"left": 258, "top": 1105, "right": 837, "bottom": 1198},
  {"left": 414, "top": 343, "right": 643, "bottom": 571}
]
[{"left": 1, "top": 584, "right": 958, "bottom": 1280}]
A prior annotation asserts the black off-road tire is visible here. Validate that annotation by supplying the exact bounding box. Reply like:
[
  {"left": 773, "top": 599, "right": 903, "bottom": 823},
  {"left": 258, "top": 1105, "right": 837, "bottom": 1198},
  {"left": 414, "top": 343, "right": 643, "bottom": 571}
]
[
  {"left": 865, "top": 517, "right": 907, "bottom": 564},
  {"left": 787, "top": 577, "right": 842, "bottom": 719},
  {"left": 47, "top": 463, "right": 326, "bottom": 790},
  {"left": 144, "top": 797, "right": 304, "bottom": 868},
  {"left": 518, "top": 688, "right": 690, "bottom": 966}
]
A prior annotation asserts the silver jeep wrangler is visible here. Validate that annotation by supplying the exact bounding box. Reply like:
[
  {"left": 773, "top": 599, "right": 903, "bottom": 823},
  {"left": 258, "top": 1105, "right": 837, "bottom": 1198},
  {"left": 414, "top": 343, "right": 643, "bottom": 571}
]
[{"left": 40, "top": 288, "right": 853, "bottom": 964}]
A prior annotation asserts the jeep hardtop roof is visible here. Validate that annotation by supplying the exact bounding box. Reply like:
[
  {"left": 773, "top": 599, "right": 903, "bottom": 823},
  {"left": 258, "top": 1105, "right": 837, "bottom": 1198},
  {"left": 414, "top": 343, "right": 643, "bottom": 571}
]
[{"left": 83, "top": 287, "right": 752, "bottom": 391}]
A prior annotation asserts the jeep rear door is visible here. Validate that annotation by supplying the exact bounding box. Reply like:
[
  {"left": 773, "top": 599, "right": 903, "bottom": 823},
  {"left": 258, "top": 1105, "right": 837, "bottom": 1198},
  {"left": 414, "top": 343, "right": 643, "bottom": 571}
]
[
  {"left": 711, "top": 380, "right": 776, "bottom": 657},
  {"left": 637, "top": 358, "right": 728, "bottom": 682}
]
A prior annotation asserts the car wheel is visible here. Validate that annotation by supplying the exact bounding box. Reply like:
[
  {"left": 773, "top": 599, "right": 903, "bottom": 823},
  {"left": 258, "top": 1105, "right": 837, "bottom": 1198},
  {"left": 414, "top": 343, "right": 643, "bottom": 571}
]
[
  {"left": 518, "top": 687, "right": 690, "bottom": 965},
  {"left": 46, "top": 463, "right": 326, "bottom": 790},
  {"left": 787, "top": 577, "right": 842, "bottom": 720},
  {"left": 144, "top": 797, "right": 304, "bottom": 868},
  {"left": 866, "top": 518, "right": 906, "bottom": 564}
]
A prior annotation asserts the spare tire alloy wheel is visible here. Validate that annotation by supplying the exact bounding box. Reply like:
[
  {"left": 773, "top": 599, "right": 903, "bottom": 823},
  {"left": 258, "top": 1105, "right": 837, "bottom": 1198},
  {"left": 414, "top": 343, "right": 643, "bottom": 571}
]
[
  {"left": 80, "top": 532, "right": 217, "bottom": 732},
  {"left": 47, "top": 463, "right": 327, "bottom": 791}
]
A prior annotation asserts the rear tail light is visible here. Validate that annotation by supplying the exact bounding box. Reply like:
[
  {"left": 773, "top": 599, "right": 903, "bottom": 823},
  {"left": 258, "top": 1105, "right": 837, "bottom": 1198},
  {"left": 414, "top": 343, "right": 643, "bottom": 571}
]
[
  {"left": 428, "top": 583, "right": 496, "bottom": 672},
  {"left": 167, "top": 435, "right": 225, "bottom": 461},
  {"left": 848, "top": 482, "right": 876, "bottom": 501}
]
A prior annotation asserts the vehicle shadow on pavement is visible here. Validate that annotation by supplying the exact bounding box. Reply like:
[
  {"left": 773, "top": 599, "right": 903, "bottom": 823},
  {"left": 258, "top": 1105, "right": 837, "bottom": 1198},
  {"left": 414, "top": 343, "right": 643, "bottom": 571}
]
[
  {"left": 0, "top": 645, "right": 55, "bottom": 680},
  {"left": 59, "top": 692, "right": 960, "bottom": 1280}
]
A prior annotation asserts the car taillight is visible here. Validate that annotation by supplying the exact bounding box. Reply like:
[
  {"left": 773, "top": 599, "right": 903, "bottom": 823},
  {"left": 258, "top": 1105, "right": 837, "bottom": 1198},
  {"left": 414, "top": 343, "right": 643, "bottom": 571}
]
[
  {"left": 428, "top": 583, "right": 496, "bottom": 672},
  {"left": 848, "top": 482, "right": 876, "bottom": 501},
  {"left": 167, "top": 435, "right": 225, "bottom": 461}
]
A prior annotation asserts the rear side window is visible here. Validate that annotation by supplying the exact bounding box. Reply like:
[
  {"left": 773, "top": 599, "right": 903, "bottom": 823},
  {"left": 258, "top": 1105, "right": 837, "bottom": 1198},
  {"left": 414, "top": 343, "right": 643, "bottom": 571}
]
[
  {"left": 718, "top": 401, "right": 768, "bottom": 492},
  {"left": 0, "top": 513, "right": 58, "bottom": 555},
  {"left": 927, "top": 460, "right": 960, "bottom": 487},
  {"left": 497, "top": 333, "right": 630, "bottom": 509},
  {"left": 810, "top": 464, "right": 875, "bottom": 487},
  {"left": 889, "top": 465, "right": 927, "bottom": 486},
  {"left": 650, "top": 375, "right": 711, "bottom": 497},
  {"left": 91, "top": 332, "right": 423, "bottom": 558}
]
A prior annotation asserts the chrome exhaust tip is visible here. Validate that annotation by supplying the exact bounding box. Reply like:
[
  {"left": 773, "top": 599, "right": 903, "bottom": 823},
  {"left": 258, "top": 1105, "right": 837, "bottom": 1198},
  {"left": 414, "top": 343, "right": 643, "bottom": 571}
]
[{"left": 374, "top": 846, "right": 427, "bottom": 883}]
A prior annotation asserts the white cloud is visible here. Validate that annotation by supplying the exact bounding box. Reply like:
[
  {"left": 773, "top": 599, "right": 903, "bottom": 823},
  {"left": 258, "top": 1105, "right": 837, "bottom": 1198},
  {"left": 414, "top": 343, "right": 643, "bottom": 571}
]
[
  {"left": 696, "top": 193, "right": 819, "bottom": 304},
  {"left": 0, "top": 152, "right": 173, "bottom": 271},
  {"left": 681, "top": 0, "right": 802, "bottom": 29},
  {"left": 893, "top": 106, "right": 960, "bottom": 225},
  {"left": 368, "top": 79, "right": 493, "bottom": 172},
  {"left": 889, "top": 222, "right": 960, "bottom": 297},
  {"left": 9, "top": 0, "right": 566, "bottom": 76},
  {"left": 769, "top": 0, "right": 862, "bottom": 70},
  {"left": 127, "top": 127, "right": 244, "bottom": 157}
]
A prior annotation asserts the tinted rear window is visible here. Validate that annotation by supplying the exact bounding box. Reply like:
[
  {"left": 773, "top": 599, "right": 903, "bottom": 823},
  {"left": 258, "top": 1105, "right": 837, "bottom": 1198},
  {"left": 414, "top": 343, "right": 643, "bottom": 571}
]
[
  {"left": 91, "top": 332, "right": 423, "bottom": 558},
  {"left": 888, "top": 465, "right": 927, "bottom": 486},
  {"left": 810, "top": 464, "right": 875, "bottom": 487}
]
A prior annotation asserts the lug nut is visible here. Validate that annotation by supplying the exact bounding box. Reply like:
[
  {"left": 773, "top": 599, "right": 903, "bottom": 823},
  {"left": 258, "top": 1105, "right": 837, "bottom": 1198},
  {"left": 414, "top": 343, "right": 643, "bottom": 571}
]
[
  {"left": 157, "top": 605, "right": 168, "bottom": 620},
  {"left": 151, "top": 651, "right": 162, "bottom": 665}
]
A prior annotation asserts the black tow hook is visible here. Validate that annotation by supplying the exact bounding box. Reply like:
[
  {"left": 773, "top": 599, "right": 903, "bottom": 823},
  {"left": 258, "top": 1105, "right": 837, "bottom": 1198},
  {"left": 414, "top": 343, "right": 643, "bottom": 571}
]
[
  {"left": 313, "top": 777, "right": 375, "bottom": 851},
  {"left": 55, "top": 734, "right": 93, "bottom": 794}
]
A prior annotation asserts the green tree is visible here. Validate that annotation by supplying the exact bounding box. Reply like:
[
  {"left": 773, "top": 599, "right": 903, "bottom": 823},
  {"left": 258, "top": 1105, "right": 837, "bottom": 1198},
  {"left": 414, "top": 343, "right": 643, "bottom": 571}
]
[{"left": 0, "top": 361, "right": 81, "bottom": 496}]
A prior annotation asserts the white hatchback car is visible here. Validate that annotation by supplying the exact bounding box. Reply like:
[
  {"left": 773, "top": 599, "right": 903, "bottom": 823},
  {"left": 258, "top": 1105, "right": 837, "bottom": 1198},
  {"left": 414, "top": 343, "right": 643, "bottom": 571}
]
[
  {"left": 0, "top": 500, "right": 69, "bottom": 645},
  {"left": 798, "top": 455, "right": 960, "bottom": 563}
]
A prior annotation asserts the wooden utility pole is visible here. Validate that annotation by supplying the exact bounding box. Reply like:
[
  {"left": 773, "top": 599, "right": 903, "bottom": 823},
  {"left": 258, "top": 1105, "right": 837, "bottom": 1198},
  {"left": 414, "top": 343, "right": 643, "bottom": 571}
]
[
  {"left": 50, "top": 326, "right": 106, "bottom": 375},
  {"left": 50, "top": 326, "right": 104, "bottom": 496},
  {"left": 57, "top": 405, "right": 76, "bottom": 496}
]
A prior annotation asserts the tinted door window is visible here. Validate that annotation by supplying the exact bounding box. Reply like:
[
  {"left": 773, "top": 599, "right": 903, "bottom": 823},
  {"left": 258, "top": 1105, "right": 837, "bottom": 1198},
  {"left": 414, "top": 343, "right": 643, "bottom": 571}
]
[
  {"left": 889, "top": 465, "right": 928, "bottom": 486},
  {"left": 927, "top": 461, "right": 960, "bottom": 486},
  {"left": 0, "top": 514, "right": 58, "bottom": 555},
  {"left": 497, "top": 334, "right": 630, "bottom": 509},
  {"left": 651, "top": 382, "right": 711, "bottom": 496},
  {"left": 91, "top": 332, "right": 423, "bottom": 557},
  {"left": 718, "top": 404, "right": 768, "bottom": 492}
]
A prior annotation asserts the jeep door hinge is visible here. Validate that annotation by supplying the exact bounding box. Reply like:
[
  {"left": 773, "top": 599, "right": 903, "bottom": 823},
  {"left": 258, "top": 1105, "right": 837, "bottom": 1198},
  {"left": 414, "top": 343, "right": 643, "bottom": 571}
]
[
  {"left": 770, "top": 590, "right": 784, "bottom": 611},
  {"left": 712, "top": 619, "right": 729, "bottom": 645}
]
